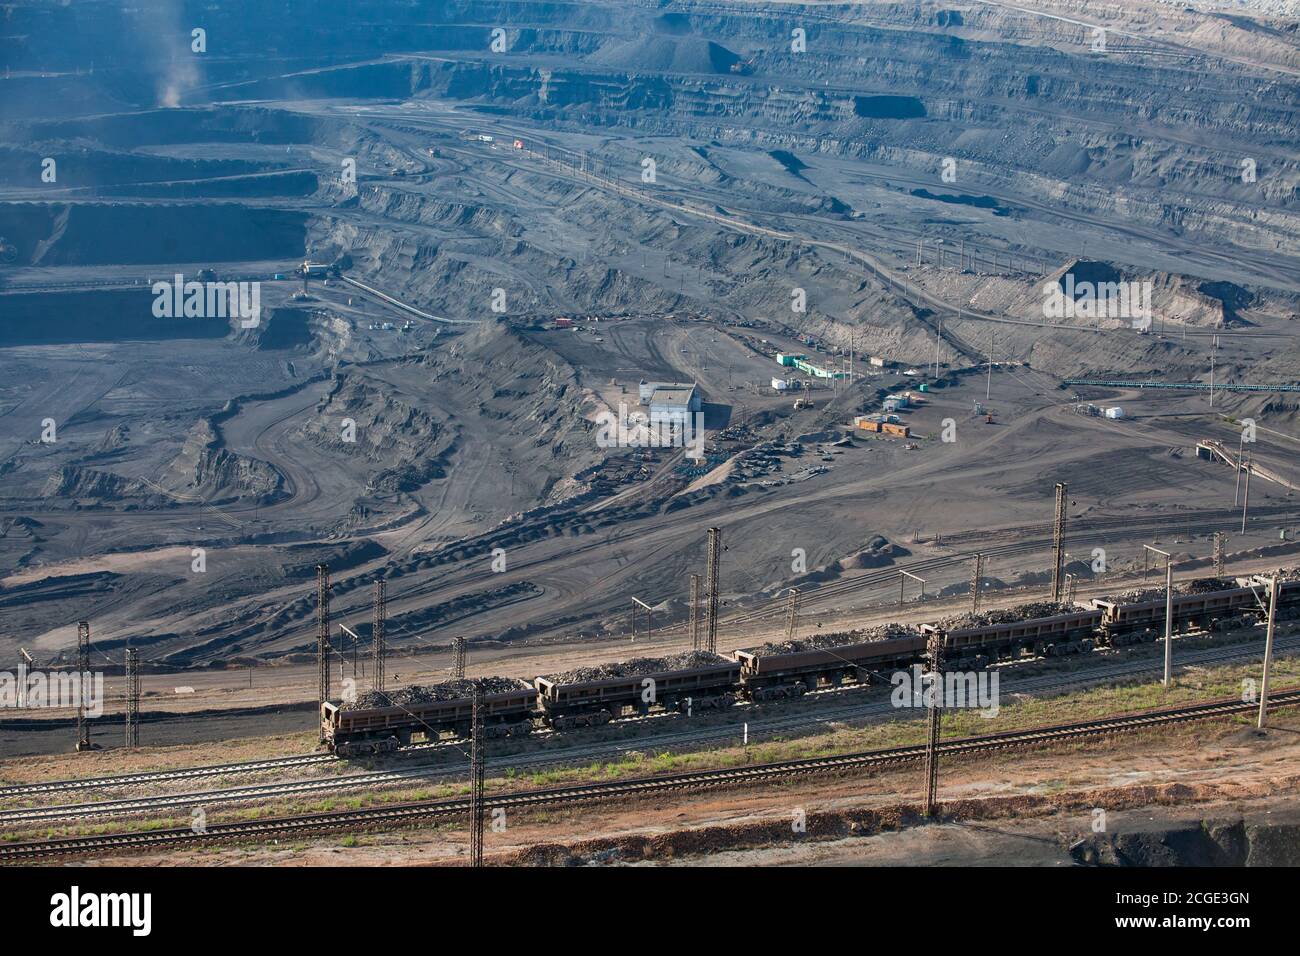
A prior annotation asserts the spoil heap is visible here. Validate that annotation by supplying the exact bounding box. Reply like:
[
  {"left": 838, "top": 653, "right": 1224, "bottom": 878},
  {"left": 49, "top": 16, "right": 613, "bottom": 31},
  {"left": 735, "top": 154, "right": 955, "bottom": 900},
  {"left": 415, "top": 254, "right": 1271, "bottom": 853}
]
[
  {"left": 545, "top": 651, "right": 728, "bottom": 684},
  {"left": 748, "top": 623, "right": 916, "bottom": 656},
  {"left": 1110, "top": 577, "right": 1236, "bottom": 604},
  {"left": 938, "top": 601, "right": 1078, "bottom": 631},
  {"left": 344, "top": 676, "right": 531, "bottom": 710}
]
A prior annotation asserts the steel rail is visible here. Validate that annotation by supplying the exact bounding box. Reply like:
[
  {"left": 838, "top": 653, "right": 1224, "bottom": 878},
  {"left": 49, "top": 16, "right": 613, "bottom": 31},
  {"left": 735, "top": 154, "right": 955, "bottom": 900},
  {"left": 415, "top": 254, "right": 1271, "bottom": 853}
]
[{"left": 5, "top": 687, "right": 1296, "bottom": 861}]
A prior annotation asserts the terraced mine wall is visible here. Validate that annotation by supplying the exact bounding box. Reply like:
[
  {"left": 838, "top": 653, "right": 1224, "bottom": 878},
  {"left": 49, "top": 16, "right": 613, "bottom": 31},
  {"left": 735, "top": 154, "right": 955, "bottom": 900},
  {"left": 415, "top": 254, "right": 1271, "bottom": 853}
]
[
  {"left": 0, "top": 204, "right": 307, "bottom": 267},
  {"left": 0, "top": 289, "right": 231, "bottom": 346}
]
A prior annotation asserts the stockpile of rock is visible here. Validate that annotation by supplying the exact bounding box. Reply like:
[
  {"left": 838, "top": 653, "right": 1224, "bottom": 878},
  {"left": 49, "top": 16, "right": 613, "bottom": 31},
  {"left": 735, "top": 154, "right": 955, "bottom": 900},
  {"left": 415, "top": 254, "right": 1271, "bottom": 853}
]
[
  {"left": 544, "top": 651, "right": 728, "bottom": 684},
  {"left": 748, "top": 623, "right": 916, "bottom": 657},
  {"left": 344, "top": 676, "right": 531, "bottom": 710},
  {"left": 938, "top": 601, "right": 1078, "bottom": 631},
  {"left": 1183, "top": 577, "right": 1236, "bottom": 594},
  {"left": 1111, "top": 577, "right": 1236, "bottom": 604}
]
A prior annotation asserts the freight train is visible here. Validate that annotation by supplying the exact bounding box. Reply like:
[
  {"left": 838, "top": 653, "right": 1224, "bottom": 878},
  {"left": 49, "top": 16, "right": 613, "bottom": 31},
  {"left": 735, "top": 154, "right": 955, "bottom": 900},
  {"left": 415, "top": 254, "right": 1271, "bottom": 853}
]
[{"left": 321, "top": 574, "right": 1299, "bottom": 755}]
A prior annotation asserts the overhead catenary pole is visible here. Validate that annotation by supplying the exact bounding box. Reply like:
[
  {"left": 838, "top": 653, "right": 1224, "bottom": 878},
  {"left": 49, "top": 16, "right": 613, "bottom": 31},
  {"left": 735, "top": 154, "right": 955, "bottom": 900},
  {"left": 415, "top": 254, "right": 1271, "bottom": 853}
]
[
  {"left": 934, "top": 320, "right": 941, "bottom": 379},
  {"left": 1213, "top": 532, "right": 1225, "bottom": 578},
  {"left": 970, "top": 553, "right": 984, "bottom": 612},
  {"left": 704, "top": 527, "right": 722, "bottom": 655},
  {"left": 1051, "top": 483, "right": 1068, "bottom": 602},
  {"left": 1234, "top": 434, "right": 1246, "bottom": 505},
  {"left": 76, "top": 621, "right": 90, "bottom": 752},
  {"left": 785, "top": 589, "right": 801, "bottom": 640},
  {"left": 899, "top": 570, "right": 925, "bottom": 605},
  {"left": 124, "top": 646, "right": 140, "bottom": 749},
  {"left": 17, "top": 648, "right": 33, "bottom": 709},
  {"left": 688, "top": 573, "right": 701, "bottom": 652},
  {"left": 1145, "top": 545, "right": 1173, "bottom": 688},
  {"left": 1258, "top": 575, "right": 1280, "bottom": 729},
  {"left": 452, "top": 636, "right": 467, "bottom": 681},
  {"left": 1209, "top": 339, "right": 1216, "bottom": 408},
  {"left": 632, "top": 597, "right": 653, "bottom": 644},
  {"left": 372, "top": 578, "right": 386, "bottom": 693},
  {"left": 922, "top": 632, "right": 945, "bottom": 817},
  {"left": 986, "top": 330, "right": 993, "bottom": 401},
  {"left": 469, "top": 682, "right": 486, "bottom": 867},
  {"left": 316, "top": 564, "right": 331, "bottom": 743},
  {"left": 1241, "top": 459, "right": 1252, "bottom": 535}
]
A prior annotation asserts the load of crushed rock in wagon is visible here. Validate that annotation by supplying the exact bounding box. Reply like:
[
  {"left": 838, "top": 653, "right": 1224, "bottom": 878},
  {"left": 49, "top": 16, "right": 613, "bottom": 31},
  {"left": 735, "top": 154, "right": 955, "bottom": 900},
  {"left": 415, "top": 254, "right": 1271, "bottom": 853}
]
[
  {"left": 343, "top": 676, "right": 531, "bottom": 710},
  {"left": 748, "top": 623, "right": 918, "bottom": 657},
  {"left": 1108, "top": 577, "right": 1237, "bottom": 605},
  {"left": 938, "top": 601, "right": 1079, "bottom": 631},
  {"left": 544, "top": 651, "right": 729, "bottom": 684}
]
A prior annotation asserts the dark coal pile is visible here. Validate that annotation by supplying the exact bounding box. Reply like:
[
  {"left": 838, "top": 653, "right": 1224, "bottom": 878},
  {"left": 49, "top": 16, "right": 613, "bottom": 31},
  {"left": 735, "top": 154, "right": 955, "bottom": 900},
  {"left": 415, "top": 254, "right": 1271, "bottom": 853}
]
[
  {"left": 344, "top": 676, "right": 531, "bottom": 710},
  {"left": 545, "top": 651, "right": 728, "bottom": 684},
  {"left": 938, "top": 601, "right": 1078, "bottom": 630},
  {"left": 1111, "top": 577, "right": 1236, "bottom": 604},
  {"left": 748, "top": 623, "right": 916, "bottom": 656},
  {"left": 1183, "top": 577, "right": 1236, "bottom": 594}
]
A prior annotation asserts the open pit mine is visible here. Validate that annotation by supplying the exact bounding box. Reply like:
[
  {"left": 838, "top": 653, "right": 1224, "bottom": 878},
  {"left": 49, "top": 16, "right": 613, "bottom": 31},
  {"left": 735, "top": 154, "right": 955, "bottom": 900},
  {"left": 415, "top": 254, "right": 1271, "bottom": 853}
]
[{"left": 1, "top": 0, "right": 1299, "bottom": 914}]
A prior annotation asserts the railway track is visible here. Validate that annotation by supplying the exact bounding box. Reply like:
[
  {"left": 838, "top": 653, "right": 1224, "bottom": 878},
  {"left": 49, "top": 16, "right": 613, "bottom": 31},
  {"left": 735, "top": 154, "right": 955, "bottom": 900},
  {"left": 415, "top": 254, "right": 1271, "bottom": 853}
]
[
  {"left": 0, "top": 752, "right": 337, "bottom": 799},
  {"left": 4, "top": 619, "right": 1293, "bottom": 815},
  {"left": 4, "top": 628, "right": 1294, "bottom": 825},
  {"left": 4, "top": 687, "right": 1296, "bottom": 860}
]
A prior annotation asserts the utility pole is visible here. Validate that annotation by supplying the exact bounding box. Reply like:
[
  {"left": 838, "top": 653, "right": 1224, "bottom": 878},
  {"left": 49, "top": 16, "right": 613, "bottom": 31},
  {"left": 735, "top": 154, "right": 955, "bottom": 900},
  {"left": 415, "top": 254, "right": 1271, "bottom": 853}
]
[
  {"left": 922, "top": 631, "right": 944, "bottom": 817},
  {"left": 688, "top": 573, "right": 701, "bottom": 651},
  {"left": 970, "top": 553, "right": 984, "bottom": 612},
  {"left": 1241, "top": 459, "right": 1252, "bottom": 535},
  {"left": 124, "top": 646, "right": 140, "bottom": 749},
  {"left": 985, "top": 330, "right": 993, "bottom": 402},
  {"left": 632, "top": 597, "right": 653, "bottom": 643},
  {"left": 17, "top": 648, "right": 33, "bottom": 709},
  {"left": 785, "top": 589, "right": 800, "bottom": 641},
  {"left": 1209, "top": 339, "right": 1216, "bottom": 408},
  {"left": 704, "top": 527, "right": 722, "bottom": 654},
  {"left": 934, "top": 320, "right": 941, "bottom": 380},
  {"left": 1234, "top": 434, "right": 1246, "bottom": 505},
  {"left": 1213, "top": 532, "right": 1225, "bottom": 578},
  {"left": 469, "top": 682, "right": 485, "bottom": 868},
  {"left": 899, "top": 570, "right": 925, "bottom": 605},
  {"left": 372, "top": 578, "right": 386, "bottom": 694},
  {"left": 1145, "top": 545, "right": 1174, "bottom": 688},
  {"left": 316, "top": 564, "right": 331, "bottom": 743},
  {"left": 1051, "top": 483, "right": 1068, "bottom": 602},
  {"left": 1258, "top": 575, "right": 1279, "bottom": 729},
  {"left": 76, "top": 621, "right": 90, "bottom": 752},
  {"left": 452, "top": 636, "right": 467, "bottom": 680}
]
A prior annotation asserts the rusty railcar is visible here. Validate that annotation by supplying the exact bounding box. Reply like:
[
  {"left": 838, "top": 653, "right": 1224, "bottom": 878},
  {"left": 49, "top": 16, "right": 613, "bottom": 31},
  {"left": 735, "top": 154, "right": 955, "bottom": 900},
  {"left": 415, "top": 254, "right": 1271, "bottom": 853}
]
[
  {"left": 321, "top": 684, "right": 537, "bottom": 755},
  {"left": 921, "top": 606, "right": 1103, "bottom": 666},
  {"left": 1093, "top": 585, "right": 1260, "bottom": 645},
  {"left": 735, "top": 634, "right": 928, "bottom": 701},
  {"left": 534, "top": 660, "right": 742, "bottom": 730}
]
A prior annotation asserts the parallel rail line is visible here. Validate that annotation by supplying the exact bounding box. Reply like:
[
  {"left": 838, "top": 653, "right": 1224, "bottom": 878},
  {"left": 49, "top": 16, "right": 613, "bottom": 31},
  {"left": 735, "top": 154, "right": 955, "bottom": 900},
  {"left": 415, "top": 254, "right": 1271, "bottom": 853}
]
[
  {"left": 4, "top": 631, "right": 1295, "bottom": 826},
  {"left": 0, "top": 753, "right": 337, "bottom": 799},
  {"left": 4, "top": 687, "right": 1295, "bottom": 861}
]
